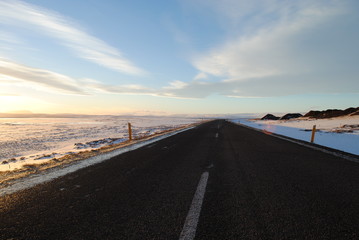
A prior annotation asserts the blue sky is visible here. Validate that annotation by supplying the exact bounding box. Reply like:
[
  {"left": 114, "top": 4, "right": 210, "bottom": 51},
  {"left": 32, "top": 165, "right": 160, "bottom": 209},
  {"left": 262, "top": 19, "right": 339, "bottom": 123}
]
[{"left": 0, "top": 0, "right": 358, "bottom": 115}]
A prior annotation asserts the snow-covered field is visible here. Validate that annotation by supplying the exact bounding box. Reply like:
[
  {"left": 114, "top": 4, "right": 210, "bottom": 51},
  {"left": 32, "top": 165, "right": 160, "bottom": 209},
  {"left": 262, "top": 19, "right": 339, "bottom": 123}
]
[
  {"left": 234, "top": 116, "right": 359, "bottom": 155},
  {"left": 0, "top": 116, "right": 200, "bottom": 171}
]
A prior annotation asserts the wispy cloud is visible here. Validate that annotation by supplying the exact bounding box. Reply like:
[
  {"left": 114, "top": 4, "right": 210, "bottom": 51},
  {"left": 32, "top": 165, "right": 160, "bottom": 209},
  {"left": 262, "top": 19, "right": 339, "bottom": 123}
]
[
  {"left": 82, "top": 78, "right": 155, "bottom": 95},
  {"left": 193, "top": 0, "right": 346, "bottom": 80},
  {"left": 0, "top": 58, "right": 87, "bottom": 94},
  {"left": 193, "top": 72, "right": 208, "bottom": 81},
  {"left": 183, "top": 0, "right": 359, "bottom": 98},
  {"left": 163, "top": 80, "right": 189, "bottom": 90},
  {"left": 0, "top": 58, "right": 166, "bottom": 97},
  {"left": 0, "top": 30, "right": 22, "bottom": 45},
  {"left": 0, "top": 57, "right": 160, "bottom": 97},
  {"left": 0, "top": 0, "right": 146, "bottom": 75}
]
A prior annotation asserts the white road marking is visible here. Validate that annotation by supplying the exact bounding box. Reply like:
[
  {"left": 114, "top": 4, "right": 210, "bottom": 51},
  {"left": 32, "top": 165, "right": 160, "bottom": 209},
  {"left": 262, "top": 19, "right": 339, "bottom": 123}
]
[
  {"left": 179, "top": 171, "right": 209, "bottom": 240},
  {"left": 215, "top": 133, "right": 218, "bottom": 138}
]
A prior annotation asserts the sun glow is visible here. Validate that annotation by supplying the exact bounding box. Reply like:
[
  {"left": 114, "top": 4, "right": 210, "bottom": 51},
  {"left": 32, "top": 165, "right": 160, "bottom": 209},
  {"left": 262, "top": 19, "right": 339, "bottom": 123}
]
[{"left": 0, "top": 96, "right": 56, "bottom": 113}]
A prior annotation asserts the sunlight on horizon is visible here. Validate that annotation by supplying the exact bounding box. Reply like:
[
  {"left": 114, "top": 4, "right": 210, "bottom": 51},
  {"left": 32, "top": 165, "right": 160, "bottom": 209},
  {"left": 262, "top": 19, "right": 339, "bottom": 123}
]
[{"left": 0, "top": 96, "right": 56, "bottom": 113}]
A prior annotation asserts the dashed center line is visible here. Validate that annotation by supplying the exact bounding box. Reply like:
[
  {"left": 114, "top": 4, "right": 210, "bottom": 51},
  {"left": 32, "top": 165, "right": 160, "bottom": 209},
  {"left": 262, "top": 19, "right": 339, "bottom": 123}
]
[
  {"left": 179, "top": 171, "right": 209, "bottom": 240},
  {"left": 215, "top": 133, "right": 218, "bottom": 138}
]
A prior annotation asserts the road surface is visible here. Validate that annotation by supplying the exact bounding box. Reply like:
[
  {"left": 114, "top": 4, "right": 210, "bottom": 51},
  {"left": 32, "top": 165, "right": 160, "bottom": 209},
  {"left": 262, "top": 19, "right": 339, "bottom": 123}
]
[{"left": 1, "top": 120, "right": 359, "bottom": 239}]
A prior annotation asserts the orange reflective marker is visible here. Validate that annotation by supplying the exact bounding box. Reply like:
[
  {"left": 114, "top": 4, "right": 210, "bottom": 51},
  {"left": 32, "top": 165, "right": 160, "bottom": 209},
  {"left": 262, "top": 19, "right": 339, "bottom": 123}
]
[{"left": 310, "top": 125, "right": 316, "bottom": 143}]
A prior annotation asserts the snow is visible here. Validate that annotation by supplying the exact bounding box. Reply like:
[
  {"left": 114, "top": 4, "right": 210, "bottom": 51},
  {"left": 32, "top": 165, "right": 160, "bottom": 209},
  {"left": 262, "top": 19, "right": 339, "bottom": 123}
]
[
  {"left": 0, "top": 126, "right": 196, "bottom": 197},
  {"left": 233, "top": 116, "right": 359, "bottom": 155},
  {"left": 252, "top": 116, "right": 359, "bottom": 134},
  {"left": 0, "top": 116, "right": 201, "bottom": 172}
]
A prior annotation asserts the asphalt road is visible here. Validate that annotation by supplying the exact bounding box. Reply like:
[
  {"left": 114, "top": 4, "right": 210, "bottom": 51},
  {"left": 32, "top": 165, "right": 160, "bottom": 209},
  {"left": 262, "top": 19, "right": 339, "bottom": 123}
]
[{"left": 1, "top": 120, "right": 359, "bottom": 239}]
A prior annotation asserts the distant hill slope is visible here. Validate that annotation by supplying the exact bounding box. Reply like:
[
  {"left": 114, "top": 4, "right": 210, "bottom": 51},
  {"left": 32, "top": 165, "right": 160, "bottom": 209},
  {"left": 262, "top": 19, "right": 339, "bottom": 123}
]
[
  {"left": 280, "top": 113, "right": 303, "bottom": 120},
  {"left": 304, "top": 107, "right": 359, "bottom": 119},
  {"left": 261, "top": 114, "right": 280, "bottom": 120},
  {"left": 260, "top": 107, "right": 358, "bottom": 121},
  {"left": 261, "top": 113, "right": 302, "bottom": 120}
]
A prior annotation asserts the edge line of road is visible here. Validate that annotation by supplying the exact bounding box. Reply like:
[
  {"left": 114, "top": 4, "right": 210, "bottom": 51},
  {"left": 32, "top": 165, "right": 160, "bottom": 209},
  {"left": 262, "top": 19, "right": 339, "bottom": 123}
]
[
  {"left": 0, "top": 125, "right": 198, "bottom": 197},
  {"left": 179, "top": 171, "right": 209, "bottom": 240},
  {"left": 233, "top": 121, "right": 359, "bottom": 164}
]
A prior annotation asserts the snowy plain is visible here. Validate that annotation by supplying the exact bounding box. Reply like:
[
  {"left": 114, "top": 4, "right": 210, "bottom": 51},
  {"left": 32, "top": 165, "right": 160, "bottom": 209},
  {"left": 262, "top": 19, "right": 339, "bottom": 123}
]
[
  {"left": 0, "top": 116, "right": 200, "bottom": 171},
  {"left": 0, "top": 126, "right": 195, "bottom": 196},
  {"left": 234, "top": 116, "right": 359, "bottom": 155}
]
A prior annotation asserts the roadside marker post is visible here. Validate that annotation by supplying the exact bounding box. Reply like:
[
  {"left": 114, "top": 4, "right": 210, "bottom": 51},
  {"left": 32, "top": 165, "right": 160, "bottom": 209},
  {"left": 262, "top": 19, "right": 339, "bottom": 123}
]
[
  {"left": 310, "top": 125, "right": 316, "bottom": 143},
  {"left": 128, "top": 122, "right": 132, "bottom": 141}
]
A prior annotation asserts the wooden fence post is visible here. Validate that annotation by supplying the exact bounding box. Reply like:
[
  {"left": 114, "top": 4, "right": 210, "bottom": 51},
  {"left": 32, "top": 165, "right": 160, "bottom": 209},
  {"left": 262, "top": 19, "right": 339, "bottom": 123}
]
[
  {"left": 310, "top": 125, "right": 316, "bottom": 143},
  {"left": 128, "top": 122, "right": 132, "bottom": 141}
]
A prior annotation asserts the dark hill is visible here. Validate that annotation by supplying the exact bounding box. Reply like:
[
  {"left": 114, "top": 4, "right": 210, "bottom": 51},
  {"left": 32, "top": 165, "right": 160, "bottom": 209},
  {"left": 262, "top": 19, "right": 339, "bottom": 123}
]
[
  {"left": 304, "top": 107, "right": 359, "bottom": 119},
  {"left": 261, "top": 114, "right": 280, "bottom": 120},
  {"left": 279, "top": 113, "right": 303, "bottom": 120}
]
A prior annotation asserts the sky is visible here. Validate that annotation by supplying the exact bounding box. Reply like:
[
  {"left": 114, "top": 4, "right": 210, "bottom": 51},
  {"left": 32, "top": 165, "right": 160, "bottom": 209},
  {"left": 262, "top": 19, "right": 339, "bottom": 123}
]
[{"left": 0, "top": 0, "right": 358, "bottom": 116}]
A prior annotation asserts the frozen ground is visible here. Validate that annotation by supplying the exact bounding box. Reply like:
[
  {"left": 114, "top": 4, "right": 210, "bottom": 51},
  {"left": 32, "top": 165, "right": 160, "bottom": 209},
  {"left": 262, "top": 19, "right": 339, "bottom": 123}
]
[
  {"left": 0, "top": 126, "right": 195, "bottom": 196},
  {"left": 233, "top": 116, "right": 359, "bottom": 155},
  {"left": 0, "top": 116, "right": 200, "bottom": 171}
]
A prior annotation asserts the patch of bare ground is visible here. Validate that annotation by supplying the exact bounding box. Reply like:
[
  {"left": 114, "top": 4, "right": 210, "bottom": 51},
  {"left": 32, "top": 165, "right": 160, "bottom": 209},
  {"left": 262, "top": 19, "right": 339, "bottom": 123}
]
[{"left": 331, "top": 124, "right": 359, "bottom": 133}]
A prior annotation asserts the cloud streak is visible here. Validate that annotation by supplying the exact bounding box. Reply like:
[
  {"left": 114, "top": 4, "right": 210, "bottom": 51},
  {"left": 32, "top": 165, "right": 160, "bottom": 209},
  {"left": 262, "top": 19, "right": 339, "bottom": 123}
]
[
  {"left": 193, "top": 0, "right": 346, "bottom": 80},
  {"left": 1, "top": 55, "right": 355, "bottom": 101},
  {"left": 0, "top": 58, "right": 164, "bottom": 97},
  {"left": 82, "top": 78, "right": 156, "bottom": 96},
  {"left": 0, "top": 0, "right": 146, "bottom": 75},
  {"left": 185, "top": 0, "right": 359, "bottom": 98},
  {"left": 0, "top": 58, "right": 153, "bottom": 96},
  {"left": 0, "top": 58, "right": 87, "bottom": 95}
]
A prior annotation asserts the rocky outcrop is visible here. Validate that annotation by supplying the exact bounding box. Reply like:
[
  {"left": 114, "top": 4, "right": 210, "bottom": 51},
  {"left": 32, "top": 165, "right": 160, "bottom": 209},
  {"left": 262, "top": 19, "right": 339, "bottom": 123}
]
[
  {"left": 261, "top": 114, "right": 280, "bottom": 120},
  {"left": 304, "top": 107, "right": 359, "bottom": 119},
  {"left": 261, "top": 113, "right": 302, "bottom": 120},
  {"left": 279, "top": 113, "right": 303, "bottom": 120}
]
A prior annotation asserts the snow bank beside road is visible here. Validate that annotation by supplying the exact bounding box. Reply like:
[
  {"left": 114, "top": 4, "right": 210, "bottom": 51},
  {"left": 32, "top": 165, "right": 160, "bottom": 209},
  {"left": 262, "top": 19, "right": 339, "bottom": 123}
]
[
  {"left": 235, "top": 117, "right": 359, "bottom": 155},
  {"left": 0, "top": 124, "right": 197, "bottom": 196},
  {"left": 0, "top": 116, "right": 201, "bottom": 172}
]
